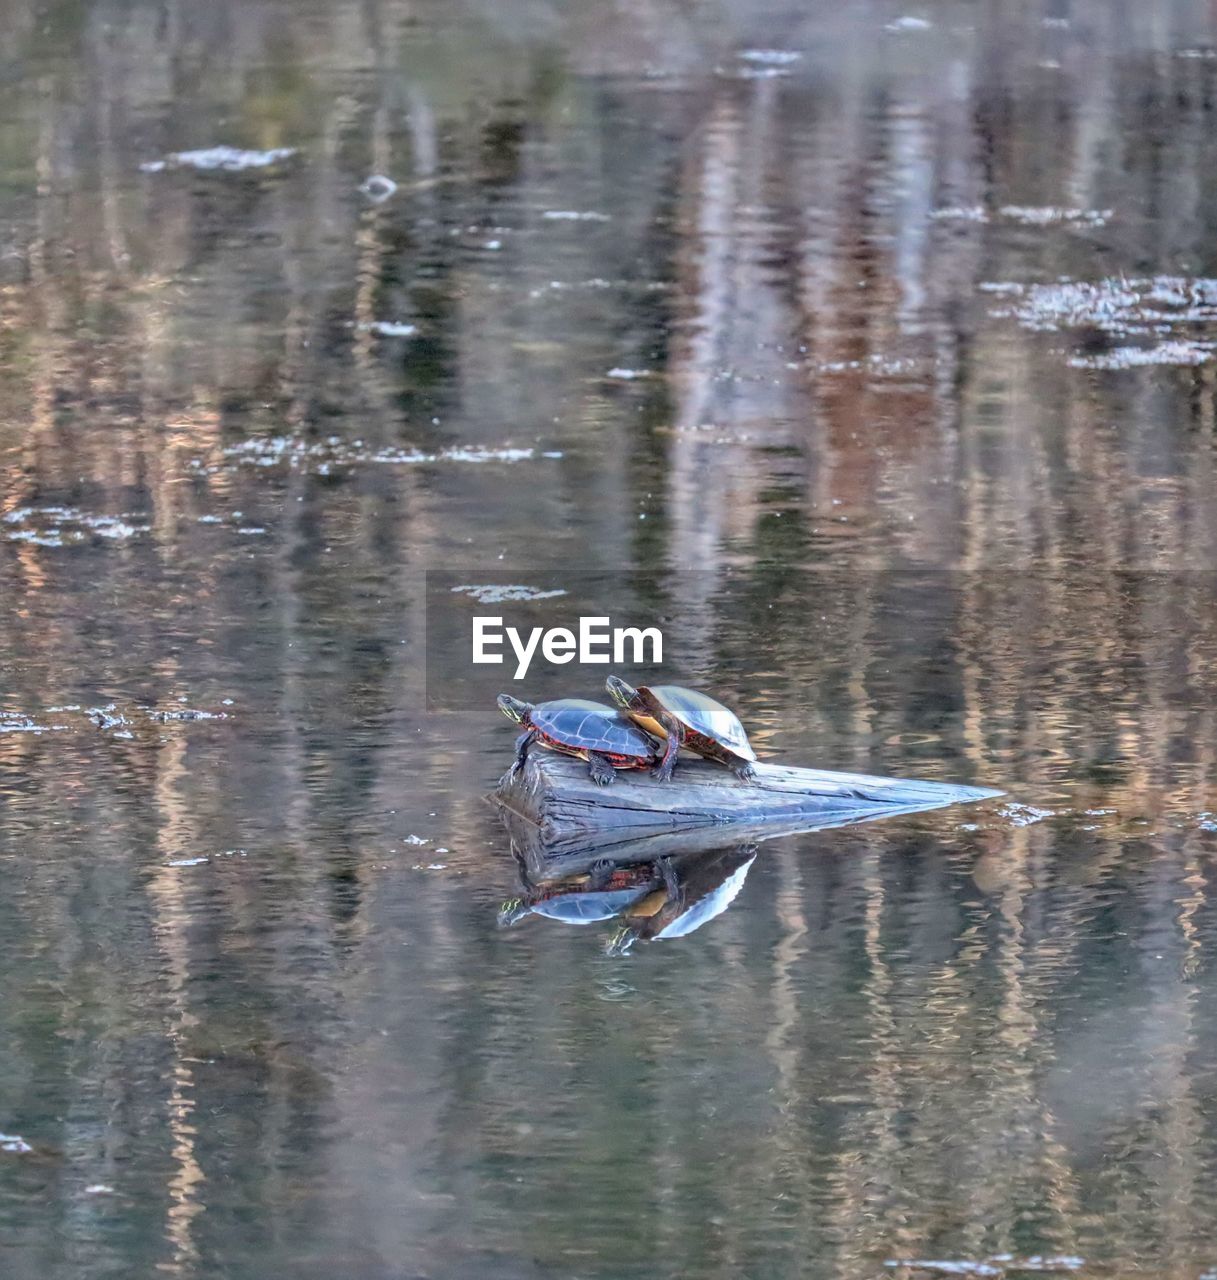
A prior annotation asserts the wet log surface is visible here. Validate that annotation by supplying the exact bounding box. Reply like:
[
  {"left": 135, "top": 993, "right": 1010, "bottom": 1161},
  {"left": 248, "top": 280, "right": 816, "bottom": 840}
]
[{"left": 493, "top": 751, "right": 1004, "bottom": 867}]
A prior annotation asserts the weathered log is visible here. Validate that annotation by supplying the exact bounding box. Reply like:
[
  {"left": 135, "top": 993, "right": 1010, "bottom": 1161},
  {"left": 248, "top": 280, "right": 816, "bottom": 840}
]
[{"left": 493, "top": 750, "right": 1003, "bottom": 869}]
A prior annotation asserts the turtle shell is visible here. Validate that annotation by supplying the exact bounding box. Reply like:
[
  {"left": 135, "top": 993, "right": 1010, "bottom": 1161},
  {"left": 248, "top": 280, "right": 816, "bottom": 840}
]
[
  {"left": 647, "top": 686, "right": 757, "bottom": 760},
  {"left": 530, "top": 886, "right": 654, "bottom": 924},
  {"left": 531, "top": 698, "right": 655, "bottom": 760}
]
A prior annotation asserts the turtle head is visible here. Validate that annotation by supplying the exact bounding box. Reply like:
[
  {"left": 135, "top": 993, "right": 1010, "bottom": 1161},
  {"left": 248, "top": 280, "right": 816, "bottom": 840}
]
[
  {"left": 605, "top": 675, "right": 642, "bottom": 712},
  {"left": 497, "top": 897, "right": 531, "bottom": 927},
  {"left": 604, "top": 924, "right": 639, "bottom": 957},
  {"left": 497, "top": 694, "right": 533, "bottom": 725}
]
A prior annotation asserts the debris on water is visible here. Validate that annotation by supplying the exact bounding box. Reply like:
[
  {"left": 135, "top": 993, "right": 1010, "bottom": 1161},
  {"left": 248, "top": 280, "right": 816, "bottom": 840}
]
[
  {"left": 885, "top": 1258, "right": 1083, "bottom": 1276},
  {"left": 987, "top": 274, "right": 1217, "bottom": 364},
  {"left": 359, "top": 174, "right": 398, "bottom": 201},
  {"left": 359, "top": 320, "right": 417, "bottom": 337},
  {"left": 999, "top": 803, "right": 1056, "bottom": 827},
  {"left": 988, "top": 275, "right": 1217, "bottom": 334},
  {"left": 606, "top": 367, "right": 652, "bottom": 380},
  {"left": 84, "top": 1184, "right": 115, "bottom": 1195},
  {"left": 930, "top": 205, "right": 988, "bottom": 223},
  {"left": 930, "top": 205, "right": 1110, "bottom": 227},
  {"left": 2, "top": 505, "right": 149, "bottom": 546},
  {"left": 219, "top": 435, "right": 550, "bottom": 472},
  {"left": 1, "top": 1132, "right": 32, "bottom": 1154},
  {"left": 450, "top": 584, "right": 567, "bottom": 604},
  {"left": 887, "top": 1263, "right": 1001, "bottom": 1277},
  {"left": 88, "top": 706, "right": 130, "bottom": 730},
  {"left": 167, "top": 857, "right": 209, "bottom": 867},
  {"left": 153, "top": 708, "right": 225, "bottom": 722},
  {"left": 0, "top": 714, "right": 48, "bottom": 734},
  {"left": 1068, "top": 340, "right": 1214, "bottom": 369},
  {"left": 403, "top": 835, "right": 430, "bottom": 846},
  {"left": 885, "top": 15, "right": 932, "bottom": 31},
  {"left": 726, "top": 63, "right": 793, "bottom": 79},
  {"left": 738, "top": 49, "right": 803, "bottom": 65},
  {"left": 414, "top": 862, "right": 449, "bottom": 871},
  {"left": 1000, "top": 205, "right": 1111, "bottom": 227},
  {"left": 542, "top": 210, "right": 611, "bottom": 222},
  {"left": 140, "top": 146, "right": 297, "bottom": 173}
]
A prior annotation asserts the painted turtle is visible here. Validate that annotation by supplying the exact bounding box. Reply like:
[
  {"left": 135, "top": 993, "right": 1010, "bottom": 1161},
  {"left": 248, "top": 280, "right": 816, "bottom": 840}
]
[
  {"left": 497, "top": 694, "right": 658, "bottom": 786},
  {"left": 498, "top": 860, "right": 665, "bottom": 927},
  {"left": 606, "top": 845, "right": 757, "bottom": 955},
  {"left": 605, "top": 676, "right": 758, "bottom": 782}
]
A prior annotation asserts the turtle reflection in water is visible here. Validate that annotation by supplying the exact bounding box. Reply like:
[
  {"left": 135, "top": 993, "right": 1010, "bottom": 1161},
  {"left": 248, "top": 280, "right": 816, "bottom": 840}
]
[
  {"left": 497, "top": 694, "right": 658, "bottom": 785},
  {"left": 605, "top": 676, "right": 758, "bottom": 782},
  {"left": 500, "top": 844, "right": 757, "bottom": 955}
]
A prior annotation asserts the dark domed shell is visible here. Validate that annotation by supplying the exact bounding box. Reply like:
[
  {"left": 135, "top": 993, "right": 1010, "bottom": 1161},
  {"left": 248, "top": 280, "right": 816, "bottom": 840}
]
[
  {"left": 531, "top": 886, "right": 654, "bottom": 923},
  {"left": 648, "top": 686, "right": 757, "bottom": 759},
  {"left": 532, "top": 698, "right": 655, "bottom": 759}
]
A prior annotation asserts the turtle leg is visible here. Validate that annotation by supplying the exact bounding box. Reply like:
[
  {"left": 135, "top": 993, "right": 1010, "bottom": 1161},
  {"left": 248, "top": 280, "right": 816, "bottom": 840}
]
[
  {"left": 588, "top": 857, "right": 616, "bottom": 890},
  {"left": 733, "top": 759, "right": 757, "bottom": 783},
  {"left": 509, "top": 730, "right": 537, "bottom": 778},
  {"left": 656, "top": 855, "right": 679, "bottom": 897},
  {"left": 587, "top": 752, "right": 617, "bottom": 787},
  {"left": 651, "top": 720, "right": 680, "bottom": 782}
]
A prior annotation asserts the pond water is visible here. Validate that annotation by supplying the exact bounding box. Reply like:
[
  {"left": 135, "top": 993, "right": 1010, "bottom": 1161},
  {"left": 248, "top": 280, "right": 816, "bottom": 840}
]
[{"left": 4, "top": 1, "right": 1217, "bottom": 1277}]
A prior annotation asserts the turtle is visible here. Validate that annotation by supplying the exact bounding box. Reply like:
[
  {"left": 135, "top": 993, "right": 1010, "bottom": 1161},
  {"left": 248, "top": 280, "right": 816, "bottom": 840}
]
[
  {"left": 498, "top": 860, "right": 665, "bottom": 927},
  {"left": 605, "top": 845, "right": 757, "bottom": 955},
  {"left": 497, "top": 694, "right": 659, "bottom": 786},
  {"left": 605, "top": 676, "right": 758, "bottom": 782}
]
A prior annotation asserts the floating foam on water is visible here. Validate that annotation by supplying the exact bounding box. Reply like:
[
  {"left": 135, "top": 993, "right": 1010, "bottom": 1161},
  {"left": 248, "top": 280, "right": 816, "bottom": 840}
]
[
  {"left": 930, "top": 205, "right": 989, "bottom": 223},
  {"left": 220, "top": 436, "right": 547, "bottom": 470},
  {"left": 931, "top": 206, "right": 1109, "bottom": 227},
  {"left": 1000, "top": 205, "right": 1111, "bottom": 227},
  {"left": 542, "top": 210, "right": 611, "bottom": 222},
  {"left": 999, "top": 803, "right": 1056, "bottom": 827},
  {"left": 606, "top": 367, "right": 652, "bottom": 380},
  {"left": 360, "top": 321, "right": 417, "bottom": 337},
  {"left": 0, "top": 1133, "right": 32, "bottom": 1154},
  {"left": 885, "top": 1258, "right": 1083, "bottom": 1276},
  {"left": 739, "top": 49, "right": 803, "bottom": 64},
  {"left": 2, "top": 505, "right": 148, "bottom": 546},
  {"left": 1068, "top": 340, "right": 1214, "bottom": 369},
  {"left": 987, "top": 276, "right": 1217, "bottom": 369},
  {"left": 885, "top": 15, "right": 932, "bottom": 31},
  {"left": 140, "top": 146, "right": 297, "bottom": 173},
  {"left": 450, "top": 584, "right": 567, "bottom": 603},
  {"left": 0, "top": 715, "right": 43, "bottom": 733},
  {"left": 359, "top": 174, "right": 398, "bottom": 201}
]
